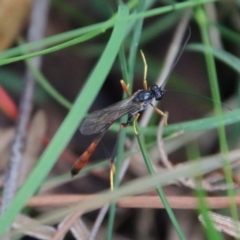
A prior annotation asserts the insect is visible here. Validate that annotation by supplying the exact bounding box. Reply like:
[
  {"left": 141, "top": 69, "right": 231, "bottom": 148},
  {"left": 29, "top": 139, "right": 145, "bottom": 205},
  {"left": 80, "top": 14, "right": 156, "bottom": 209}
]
[
  {"left": 71, "top": 28, "right": 229, "bottom": 190},
  {"left": 71, "top": 50, "right": 168, "bottom": 190}
]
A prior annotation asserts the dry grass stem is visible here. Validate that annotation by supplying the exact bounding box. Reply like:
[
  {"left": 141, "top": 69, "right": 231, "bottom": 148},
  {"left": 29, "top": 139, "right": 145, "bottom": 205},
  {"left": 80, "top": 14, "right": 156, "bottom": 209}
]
[
  {"left": 13, "top": 214, "right": 56, "bottom": 240},
  {"left": 199, "top": 211, "right": 240, "bottom": 238},
  {"left": 3, "top": 194, "right": 240, "bottom": 210},
  {"left": 157, "top": 113, "right": 236, "bottom": 191},
  {"left": 140, "top": 9, "right": 192, "bottom": 127},
  {"left": 54, "top": 213, "right": 88, "bottom": 240}
]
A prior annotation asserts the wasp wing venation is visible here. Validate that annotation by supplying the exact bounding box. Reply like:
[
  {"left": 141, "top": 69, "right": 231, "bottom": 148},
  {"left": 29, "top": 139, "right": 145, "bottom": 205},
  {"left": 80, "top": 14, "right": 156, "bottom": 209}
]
[{"left": 80, "top": 94, "right": 141, "bottom": 135}]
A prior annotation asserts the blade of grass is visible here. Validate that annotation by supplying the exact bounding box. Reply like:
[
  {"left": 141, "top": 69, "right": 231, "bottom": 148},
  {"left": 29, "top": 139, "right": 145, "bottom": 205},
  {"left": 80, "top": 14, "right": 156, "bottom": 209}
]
[
  {"left": 186, "top": 143, "right": 223, "bottom": 239},
  {"left": 128, "top": 0, "right": 217, "bottom": 21},
  {"left": 135, "top": 123, "right": 186, "bottom": 240},
  {"left": 187, "top": 43, "right": 240, "bottom": 74},
  {"left": 0, "top": 29, "right": 107, "bottom": 66},
  {"left": 163, "top": 108, "right": 240, "bottom": 134},
  {"left": 10, "top": 145, "right": 240, "bottom": 237},
  {"left": 109, "top": 108, "right": 240, "bottom": 136},
  {"left": 127, "top": 0, "right": 145, "bottom": 87},
  {"left": 216, "top": 24, "right": 240, "bottom": 45},
  {"left": 228, "top": 80, "right": 240, "bottom": 148},
  {"left": 118, "top": 46, "right": 129, "bottom": 82},
  {"left": 0, "top": 5, "right": 129, "bottom": 236},
  {"left": 107, "top": 1, "right": 146, "bottom": 239},
  {"left": 25, "top": 58, "right": 72, "bottom": 109},
  {"left": 41, "top": 142, "right": 144, "bottom": 193},
  {"left": 197, "top": 185, "right": 223, "bottom": 239},
  {"left": 140, "top": 11, "right": 182, "bottom": 46},
  {"left": 0, "top": 0, "right": 216, "bottom": 64},
  {"left": 41, "top": 160, "right": 109, "bottom": 192},
  {"left": 0, "top": 0, "right": 138, "bottom": 60},
  {"left": 0, "top": 21, "right": 114, "bottom": 59},
  {"left": 106, "top": 125, "right": 127, "bottom": 240},
  {"left": 195, "top": 4, "right": 238, "bottom": 232}
]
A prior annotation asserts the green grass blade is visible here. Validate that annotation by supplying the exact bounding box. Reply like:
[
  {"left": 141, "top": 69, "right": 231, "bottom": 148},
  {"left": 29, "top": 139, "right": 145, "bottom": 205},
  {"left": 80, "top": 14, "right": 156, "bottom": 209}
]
[
  {"left": 164, "top": 108, "right": 240, "bottom": 134},
  {"left": 0, "top": 5, "right": 129, "bottom": 236},
  {"left": 107, "top": 1, "right": 146, "bottom": 238},
  {"left": 0, "top": 20, "right": 113, "bottom": 59},
  {"left": 0, "top": 29, "right": 107, "bottom": 66},
  {"left": 187, "top": 43, "right": 240, "bottom": 74},
  {"left": 136, "top": 123, "right": 186, "bottom": 240},
  {"left": 186, "top": 143, "right": 223, "bottom": 239},
  {"left": 195, "top": 5, "right": 238, "bottom": 236},
  {"left": 127, "top": 0, "right": 145, "bottom": 85},
  {"left": 109, "top": 108, "right": 240, "bottom": 136},
  {"left": 0, "top": 0, "right": 216, "bottom": 65},
  {"left": 26, "top": 59, "right": 72, "bottom": 109},
  {"left": 216, "top": 24, "right": 240, "bottom": 45},
  {"left": 13, "top": 148, "right": 240, "bottom": 229},
  {"left": 128, "top": 0, "right": 217, "bottom": 21}
]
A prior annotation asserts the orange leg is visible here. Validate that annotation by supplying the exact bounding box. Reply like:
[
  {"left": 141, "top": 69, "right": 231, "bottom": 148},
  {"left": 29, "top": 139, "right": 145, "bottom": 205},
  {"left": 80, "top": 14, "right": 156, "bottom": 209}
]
[
  {"left": 110, "top": 163, "right": 116, "bottom": 191},
  {"left": 109, "top": 123, "right": 128, "bottom": 190},
  {"left": 133, "top": 113, "right": 140, "bottom": 135},
  {"left": 121, "top": 50, "right": 148, "bottom": 93},
  {"left": 120, "top": 80, "right": 131, "bottom": 97},
  {"left": 151, "top": 104, "right": 168, "bottom": 125},
  {"left": 140, "top": 50, "right": 148, "bottom": 90}
]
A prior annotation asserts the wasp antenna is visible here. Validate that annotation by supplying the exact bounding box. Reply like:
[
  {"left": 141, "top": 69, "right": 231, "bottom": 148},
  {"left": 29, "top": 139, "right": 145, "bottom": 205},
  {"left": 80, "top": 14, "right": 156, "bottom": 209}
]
[
  {"left": 163, "top": 89, "right": 232, "bottom": 111},
  {"left": 161, "top": 26, "right": 191, "bottom": 89}
]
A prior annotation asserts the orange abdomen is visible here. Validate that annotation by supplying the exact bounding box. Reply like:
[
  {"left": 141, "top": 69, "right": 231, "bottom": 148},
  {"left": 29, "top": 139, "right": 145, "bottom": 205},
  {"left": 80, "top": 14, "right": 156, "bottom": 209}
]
[{"left": 71, "top": 141, "right": 98, "bottom": 176}]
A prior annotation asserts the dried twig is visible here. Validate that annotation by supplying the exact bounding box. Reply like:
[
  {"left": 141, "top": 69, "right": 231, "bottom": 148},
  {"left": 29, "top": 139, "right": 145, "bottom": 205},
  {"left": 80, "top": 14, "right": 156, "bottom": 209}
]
[
  {"left": 157, "top": 112, "right": 237, "bottom": 191},
  {"left": 139, "top": 9, "right": 192, "bottom": 127},
  {"left": 2, "top": 194, "right": 240, "bottom": 210},
  {"left": 157, "top": 112, "right": 173, "bottom": 169},
  {"left": 1, "top": 0, "right": 50, "bottom": 215},
  {"left": 199, "top": 211, "right": 240, "bottom": 238},
  {"left": 53, "top": 212, "right": 88, "bottom": 240},
  {"left": 13, "top": 214, "right": 56, "bottom": 240}
]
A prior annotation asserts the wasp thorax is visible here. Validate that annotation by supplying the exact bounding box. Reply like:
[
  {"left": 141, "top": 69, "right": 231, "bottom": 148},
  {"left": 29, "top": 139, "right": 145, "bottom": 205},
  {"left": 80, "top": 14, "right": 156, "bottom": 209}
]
[
  {"left": 149, "top": 85, "right": 163, "bottom": 101},
  {"left": 133, "top": 90, "right": 153, "bottom": 102}
]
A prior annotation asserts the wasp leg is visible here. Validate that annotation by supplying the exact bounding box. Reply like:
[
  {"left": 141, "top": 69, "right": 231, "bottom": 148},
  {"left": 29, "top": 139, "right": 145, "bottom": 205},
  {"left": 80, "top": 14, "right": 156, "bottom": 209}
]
[
  {"left": 110, "top": 112, "right": 140, "bottom": 190},
  {"left": 151, "top": 104, "right": 168, "bottom": 125},
  {"left": 120, "top": 80, "right": 131, "bottom": 97},
  {"left": 140, "top": 50, "right": 148, "bottom": 90},
  {"left": 110, "top": 163, "right": 116, "bottom": 191},
  {"left": 123, "top": 113, "right": 139, "bottom": 135},
  {"left": 133, "top": 113, "right": 140, "bottom": 135},
  {"left": 110, "top": 122, "right": 129, "bottom": 190}
]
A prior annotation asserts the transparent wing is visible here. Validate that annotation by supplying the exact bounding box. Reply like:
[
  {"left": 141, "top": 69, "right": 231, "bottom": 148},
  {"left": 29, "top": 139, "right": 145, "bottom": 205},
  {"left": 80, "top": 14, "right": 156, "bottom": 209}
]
[{"left": 80, "top": 94, "right": 141, "bottom": 135}]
